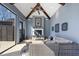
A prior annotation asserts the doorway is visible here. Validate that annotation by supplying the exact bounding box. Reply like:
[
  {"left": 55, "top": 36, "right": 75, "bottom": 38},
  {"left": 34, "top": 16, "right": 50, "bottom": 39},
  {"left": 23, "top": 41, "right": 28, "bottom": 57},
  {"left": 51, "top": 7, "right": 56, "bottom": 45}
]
[{"left": 19, "top": 21, "right": 25, "bottom": 42}]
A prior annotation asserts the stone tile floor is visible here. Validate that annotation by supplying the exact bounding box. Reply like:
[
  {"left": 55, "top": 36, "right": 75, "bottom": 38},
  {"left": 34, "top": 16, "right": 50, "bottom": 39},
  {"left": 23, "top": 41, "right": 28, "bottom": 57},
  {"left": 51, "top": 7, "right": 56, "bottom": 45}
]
[
  {"left": 0, "top": 40, "right": 55, "bottom": 56},
  {"left": 0, "top": 41, "right": 15, "bottom": 53}
]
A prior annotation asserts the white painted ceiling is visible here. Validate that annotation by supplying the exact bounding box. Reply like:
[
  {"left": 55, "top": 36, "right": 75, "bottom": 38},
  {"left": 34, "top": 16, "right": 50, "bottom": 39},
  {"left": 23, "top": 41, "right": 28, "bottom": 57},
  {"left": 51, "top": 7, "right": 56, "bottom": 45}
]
[{"left": 14, "top": 3, "right": 62, "bottom": 18}]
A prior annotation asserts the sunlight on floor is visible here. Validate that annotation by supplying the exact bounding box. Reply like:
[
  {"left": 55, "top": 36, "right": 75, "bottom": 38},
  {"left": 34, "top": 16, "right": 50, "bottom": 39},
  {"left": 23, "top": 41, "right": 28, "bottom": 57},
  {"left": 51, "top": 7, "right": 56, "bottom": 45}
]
[
  {"left": 0, "top": 40, "right": 55, "bottom": 56},
  {"left": 0, "top": 41, "right": 15, "bottom": 53}
]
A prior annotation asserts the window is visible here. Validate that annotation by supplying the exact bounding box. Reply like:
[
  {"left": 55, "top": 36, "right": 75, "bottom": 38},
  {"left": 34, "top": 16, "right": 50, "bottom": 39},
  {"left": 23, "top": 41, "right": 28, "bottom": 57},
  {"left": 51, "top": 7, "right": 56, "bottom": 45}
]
[
  {"left": 0, "top": 4, "right": 16, "bottom": 53},
  {"left": 0, "top": 4, "right": 16, "bottom": 21}
]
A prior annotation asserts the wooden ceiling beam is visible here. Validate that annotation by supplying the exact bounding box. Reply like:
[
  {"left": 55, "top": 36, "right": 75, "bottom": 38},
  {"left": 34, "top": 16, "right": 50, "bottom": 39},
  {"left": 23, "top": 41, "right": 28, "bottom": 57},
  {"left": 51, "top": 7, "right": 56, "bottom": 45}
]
[
  {"left": 26, "top": 3, "right": 40, "bottom": 19},
  {"left": 9, "top": 3, "right": 15, "bottom": 5},
  {"left": 26, "top": 3, "right": 50, "bottom": 19},
  {"left": 59, "top": 3, "right": 65, "bottom": 6},
  {"left": 40, "top": 6, "right": 51, "bottom": 19}
]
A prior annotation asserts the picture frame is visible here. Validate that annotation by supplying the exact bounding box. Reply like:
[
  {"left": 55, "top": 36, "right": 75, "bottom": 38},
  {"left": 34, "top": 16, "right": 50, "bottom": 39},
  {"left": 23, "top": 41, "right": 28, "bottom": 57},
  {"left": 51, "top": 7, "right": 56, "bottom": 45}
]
[
  {"left": 62, "top": 22, "right": 68, "bottom": 31},
  {"left": 55, "top": 23, "right": 59, "bottom": 32},
  {"left": 35, "top": 17, "right": 42, "bottom": 28},
  {"left": 52, "top": 26, "right": 54, "bottom": 31}
]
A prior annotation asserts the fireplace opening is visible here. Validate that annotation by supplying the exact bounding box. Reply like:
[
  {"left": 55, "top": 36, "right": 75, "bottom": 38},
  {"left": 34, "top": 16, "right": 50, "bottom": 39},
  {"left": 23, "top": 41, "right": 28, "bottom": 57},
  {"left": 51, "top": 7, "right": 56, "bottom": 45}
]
[{"left": 34, "top": 30, "right": 42, "bottom": 37}]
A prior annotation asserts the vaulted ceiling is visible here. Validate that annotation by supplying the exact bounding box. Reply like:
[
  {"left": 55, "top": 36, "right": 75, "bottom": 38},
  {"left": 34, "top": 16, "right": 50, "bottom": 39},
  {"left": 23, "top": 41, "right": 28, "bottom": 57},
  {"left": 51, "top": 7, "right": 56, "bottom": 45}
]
[{"left": 13, "top": 3, "right": 65, "bottom": 19}]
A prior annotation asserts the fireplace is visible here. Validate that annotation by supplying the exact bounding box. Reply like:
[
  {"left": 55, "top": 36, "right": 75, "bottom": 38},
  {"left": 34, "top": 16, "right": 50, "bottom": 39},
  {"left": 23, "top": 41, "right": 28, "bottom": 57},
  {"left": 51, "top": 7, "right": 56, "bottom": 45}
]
[
  {"left": 34, "top": 30, "right": 42, "bottom": 37},
  {"left": 32, "top": 16, "right": 44, "bottom": 40},
  {"left": 33, "top": 28, "right": 44, "bottom": 37}
]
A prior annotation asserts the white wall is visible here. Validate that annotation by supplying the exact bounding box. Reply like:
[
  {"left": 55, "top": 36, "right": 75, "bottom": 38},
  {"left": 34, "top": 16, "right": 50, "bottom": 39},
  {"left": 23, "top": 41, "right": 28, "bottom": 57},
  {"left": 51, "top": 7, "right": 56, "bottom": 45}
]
[{"left": 50, "top": 3, "right": 79, "bottom": 43}]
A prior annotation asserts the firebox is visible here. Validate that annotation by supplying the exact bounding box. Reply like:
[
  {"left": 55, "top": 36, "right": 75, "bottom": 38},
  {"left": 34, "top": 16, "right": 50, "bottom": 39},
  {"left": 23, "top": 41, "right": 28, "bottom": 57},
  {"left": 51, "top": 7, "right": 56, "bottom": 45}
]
[{"left": 33, "top": 28, "right": 44, "bottom": 37}]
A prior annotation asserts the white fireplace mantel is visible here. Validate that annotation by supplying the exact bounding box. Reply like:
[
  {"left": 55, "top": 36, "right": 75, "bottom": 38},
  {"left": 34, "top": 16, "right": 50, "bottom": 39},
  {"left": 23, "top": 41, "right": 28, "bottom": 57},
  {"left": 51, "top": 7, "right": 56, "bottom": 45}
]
[{"left": 33, "top": 28, "right": 44, "bottom": 36}]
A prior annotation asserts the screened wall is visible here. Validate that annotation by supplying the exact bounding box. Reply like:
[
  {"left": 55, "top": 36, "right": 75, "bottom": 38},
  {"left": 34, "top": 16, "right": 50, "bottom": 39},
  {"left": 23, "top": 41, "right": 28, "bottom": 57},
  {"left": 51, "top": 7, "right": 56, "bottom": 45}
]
[{"left": 0, "top": 4, "right": 16, "bottom": 53}]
